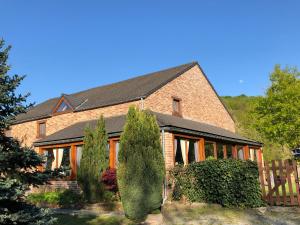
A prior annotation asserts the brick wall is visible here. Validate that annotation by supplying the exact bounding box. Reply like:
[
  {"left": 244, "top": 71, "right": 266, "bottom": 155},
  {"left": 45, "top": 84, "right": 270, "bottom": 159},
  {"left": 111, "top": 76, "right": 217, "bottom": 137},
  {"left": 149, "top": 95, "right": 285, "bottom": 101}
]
[
  {"left": 11, "top": 65, "right": 235, "bottom": 150},
  {"left": 163, "top": 131, "right": 174, "bottom": 170},
  {"left": 145, "top": 65, "right": 235, "bottom": 132},
  {"left": 11, "top": 100, "right": 140, "bottom": 148}
]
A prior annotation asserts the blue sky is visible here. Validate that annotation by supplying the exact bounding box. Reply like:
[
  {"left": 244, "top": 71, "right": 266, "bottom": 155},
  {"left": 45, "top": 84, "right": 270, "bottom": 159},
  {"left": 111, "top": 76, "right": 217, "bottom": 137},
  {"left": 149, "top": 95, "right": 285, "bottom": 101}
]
[{"left": 1, "top": 0, "right": 300, "bottom": 104}]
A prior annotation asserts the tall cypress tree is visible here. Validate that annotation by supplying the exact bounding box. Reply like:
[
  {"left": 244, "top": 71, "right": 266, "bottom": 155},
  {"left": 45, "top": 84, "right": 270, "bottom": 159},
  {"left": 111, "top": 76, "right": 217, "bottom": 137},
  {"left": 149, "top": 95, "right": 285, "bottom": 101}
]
[
  {"left": 117, "top": 107, "right": 165, "bottom": 221},
  {"left": 94, "top": 115, "right": 109, "bottom": 175},
  {"left": 0, "top": 40, "right": 57, "bottom": 224},
  {"left": 77, "top": 116, "right": 108, "bottom": 202}
]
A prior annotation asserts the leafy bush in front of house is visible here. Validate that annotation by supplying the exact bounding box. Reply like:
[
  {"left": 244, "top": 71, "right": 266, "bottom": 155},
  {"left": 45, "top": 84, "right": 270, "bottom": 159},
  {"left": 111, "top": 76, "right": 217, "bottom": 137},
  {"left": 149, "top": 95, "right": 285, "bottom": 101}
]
[
  {"left": 27, "top": 189, "right": 83, "bottom": 208},
  {"left": 117, "top": 107, "right": 165, "bottom": 222},
  {"left": 78, "top": 115, "right": 109, "bottom": 203},
  {"left": 170, "top": 159, "right": 264, "bottom": 207},
  {"left": 102, "top": 168, "right": 118, "bottom": 192}
]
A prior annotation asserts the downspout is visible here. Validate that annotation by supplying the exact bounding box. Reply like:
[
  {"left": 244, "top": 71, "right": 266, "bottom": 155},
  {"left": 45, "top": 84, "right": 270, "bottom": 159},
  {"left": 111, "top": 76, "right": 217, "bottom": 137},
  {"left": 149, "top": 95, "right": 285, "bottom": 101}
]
[{"left": 161, "top": 128, "right": 167, "bottom": 205}]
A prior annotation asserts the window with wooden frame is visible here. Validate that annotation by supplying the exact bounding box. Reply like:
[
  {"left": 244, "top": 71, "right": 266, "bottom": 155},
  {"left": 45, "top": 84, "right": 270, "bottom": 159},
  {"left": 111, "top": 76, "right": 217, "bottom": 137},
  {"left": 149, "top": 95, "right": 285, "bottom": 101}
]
[
  {"left": 226, "top": 144, "right": 233, "bottom": 158},
  {"left": 37, "top": 121, "right": 46, "bottom": 138},
  {"left": 237, "top": 146, "right": 244, "bottom": 160},
  {"left": 174, "top": 135, "right": 199, "bottom": 165},
  {"left": 52, "top": 96, "right": 73, "bottom": 115},
  {"left": 172, "top": 97, "right": 182, "bottom": 116},
  {"left": 204, "top": 141, "right": 216, "bottom": 159}
]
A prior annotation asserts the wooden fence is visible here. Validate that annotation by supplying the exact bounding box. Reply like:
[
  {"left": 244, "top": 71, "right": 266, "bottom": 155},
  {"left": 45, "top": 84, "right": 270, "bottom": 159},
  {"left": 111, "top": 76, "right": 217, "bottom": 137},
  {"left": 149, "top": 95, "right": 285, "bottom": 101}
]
[{"left": 258, "top": 159, "right": 300, "bottom": 206}]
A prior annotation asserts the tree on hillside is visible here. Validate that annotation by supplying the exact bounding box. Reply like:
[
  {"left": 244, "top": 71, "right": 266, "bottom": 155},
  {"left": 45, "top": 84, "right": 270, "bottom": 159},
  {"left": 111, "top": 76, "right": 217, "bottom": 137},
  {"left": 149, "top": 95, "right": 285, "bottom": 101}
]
[
  {"left": 117, "top": 107, "right": 165, "bottom": 221},
  {"left": 0, "top": 39, "right": 57, "bottom": 224},
  {"left": 253, "top": 65, "right": 300, "bottom": 150},
  {"left": 222, "top": 95, "right": 261, "bottom": 141},
  {"left": 77, "top": 116, "right": 109, "bottom": 202}
]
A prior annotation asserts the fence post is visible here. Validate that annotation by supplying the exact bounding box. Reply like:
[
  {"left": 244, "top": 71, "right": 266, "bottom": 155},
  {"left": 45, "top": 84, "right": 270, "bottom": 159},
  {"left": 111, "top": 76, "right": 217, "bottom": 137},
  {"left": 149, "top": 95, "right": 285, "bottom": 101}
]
[
  {"left": 258, "top": 160, "right": 266, "bottom": 200},
  {"left": 292, "top": 161, "right": 300, "bottom": 206}
]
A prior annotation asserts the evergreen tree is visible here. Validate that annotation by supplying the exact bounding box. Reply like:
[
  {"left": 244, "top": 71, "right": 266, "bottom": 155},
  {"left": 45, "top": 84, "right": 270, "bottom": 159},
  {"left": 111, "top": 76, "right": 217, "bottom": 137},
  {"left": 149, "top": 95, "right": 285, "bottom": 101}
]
[
  {"left": 117, "top": 107, "right": 165, "bottom": 221},
  {"left": 0, "top": 39, "right": 57, "bottom": 224},
  {"left": 94, "top": 116, "right": 109, "bottom": 175},
  {"left": 77, "top": 116, "right": 109, "bottom": 202}
]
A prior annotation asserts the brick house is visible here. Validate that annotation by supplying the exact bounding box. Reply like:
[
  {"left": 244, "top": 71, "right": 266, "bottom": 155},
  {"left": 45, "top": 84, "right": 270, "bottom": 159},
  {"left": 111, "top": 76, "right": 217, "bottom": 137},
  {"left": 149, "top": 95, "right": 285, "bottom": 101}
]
[{"left": 9, "top": 62, "right": 262, "bottom": 190}]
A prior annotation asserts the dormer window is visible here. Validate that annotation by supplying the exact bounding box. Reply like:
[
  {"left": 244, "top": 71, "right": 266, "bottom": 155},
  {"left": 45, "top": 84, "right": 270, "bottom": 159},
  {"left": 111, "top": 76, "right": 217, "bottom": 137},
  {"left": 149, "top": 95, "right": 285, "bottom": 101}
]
[
  {"left": 52, "top": 96, "right": 73, "bottom": 115},
  {"left": 172, "top": 97, "right": 182, "bottom": 116},
  {"left": 56, "top": 101, "right": 71, "bottom": 112}
]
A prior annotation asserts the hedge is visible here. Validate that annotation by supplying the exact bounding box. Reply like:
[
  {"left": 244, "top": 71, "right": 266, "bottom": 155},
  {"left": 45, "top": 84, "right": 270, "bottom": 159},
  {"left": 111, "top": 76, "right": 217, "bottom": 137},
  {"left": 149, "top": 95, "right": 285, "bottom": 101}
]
[{"left": 170, "top": 159, "right": 264, "bottom": 207}]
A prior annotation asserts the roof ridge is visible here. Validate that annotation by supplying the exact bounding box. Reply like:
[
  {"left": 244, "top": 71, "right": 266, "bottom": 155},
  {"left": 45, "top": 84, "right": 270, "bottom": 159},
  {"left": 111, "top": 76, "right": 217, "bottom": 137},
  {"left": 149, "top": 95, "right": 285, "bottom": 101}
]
[{"left": 69, "top": 61, "right": 197, "bottom": 97}]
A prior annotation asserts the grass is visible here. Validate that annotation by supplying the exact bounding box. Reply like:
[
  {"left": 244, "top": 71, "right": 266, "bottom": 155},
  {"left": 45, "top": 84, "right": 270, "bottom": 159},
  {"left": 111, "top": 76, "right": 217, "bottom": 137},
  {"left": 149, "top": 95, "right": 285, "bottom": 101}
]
[
  {"left": 271, "top": 181, "right": 298, "bottom": 197},
  {"left": 162, "top": 202, "right": 300, "bottom": 225},
  {"left": 53, "top": 214, "right": 140, "bottom": 225},
  {"left": 54, "top": 214, "right": 123, "bottom": 225}
]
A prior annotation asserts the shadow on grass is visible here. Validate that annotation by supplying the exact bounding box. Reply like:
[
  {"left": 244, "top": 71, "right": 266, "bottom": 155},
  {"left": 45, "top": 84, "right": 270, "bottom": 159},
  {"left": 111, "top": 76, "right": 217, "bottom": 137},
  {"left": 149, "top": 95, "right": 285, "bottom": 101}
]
[
  {"left": 54, "top": 214, "right": 123, "bottom": 225},
  {"left": 162, "top": 202, "right": 300, "bottom": 225}
]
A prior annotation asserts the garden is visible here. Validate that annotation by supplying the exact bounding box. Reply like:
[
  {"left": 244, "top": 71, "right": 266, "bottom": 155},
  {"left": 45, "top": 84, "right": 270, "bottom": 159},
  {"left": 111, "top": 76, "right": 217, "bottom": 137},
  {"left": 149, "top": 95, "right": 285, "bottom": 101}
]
[{"left": 1, "top": 39, "right": 300, "bottom": 225}]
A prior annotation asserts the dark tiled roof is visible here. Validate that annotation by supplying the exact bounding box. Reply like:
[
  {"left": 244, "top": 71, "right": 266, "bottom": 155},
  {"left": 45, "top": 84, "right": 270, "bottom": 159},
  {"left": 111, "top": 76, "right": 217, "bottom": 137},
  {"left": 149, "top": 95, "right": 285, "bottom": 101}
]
[
  {"left": 14, "top": 62, "right": 197, "bottom": 124},
  {"left": 34, "top": 112, "right": 261, "bottom": 147}
]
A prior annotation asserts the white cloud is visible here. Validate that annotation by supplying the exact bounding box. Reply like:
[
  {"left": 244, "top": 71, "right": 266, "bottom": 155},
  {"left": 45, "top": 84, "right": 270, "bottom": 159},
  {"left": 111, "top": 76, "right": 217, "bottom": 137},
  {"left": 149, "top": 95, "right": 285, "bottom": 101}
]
[{"left": 239, "top": 79, "right": 244, "bottom": 84}]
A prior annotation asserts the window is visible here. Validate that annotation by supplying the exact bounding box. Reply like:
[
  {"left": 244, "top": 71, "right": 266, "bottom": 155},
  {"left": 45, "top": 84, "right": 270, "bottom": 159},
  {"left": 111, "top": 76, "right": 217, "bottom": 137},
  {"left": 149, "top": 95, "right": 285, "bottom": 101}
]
[
  {"left": 174, "top": 139, "right": 184, "bottom": 164},
  {"left": 172, "top": 97, "right": 182, "bottom": 116},
  {"left": 174, "top": 137, "right": 199, "bottom": 165},
  {"left": 56, "top": 101, "right": 71, "bottom": 113},
  {"left": 37, "top": 121, "right": 46, "bottom": 138},
  {"left": 76, "top": 145, "right": 83, "bottom": 168},
  {"left": 217, "top": 144, "right": 224, "bottom": 159},
  {"left": 226, "top": 145, "right": 233, "bottom": 158},
  {"left": 205, "top": 142, "right": 215, "bottom": 159},
  {"left": 237, "top": 147, "right": 244, "bottom": 160},
  {"left": 250, "top": 148, "right": 257, "bottom": 161},
  {"left": 43, "top": 147, "right": 71, "bottom": 176},
  {"left": 115, "top": 141, "right": 120, "bottom": 166}
]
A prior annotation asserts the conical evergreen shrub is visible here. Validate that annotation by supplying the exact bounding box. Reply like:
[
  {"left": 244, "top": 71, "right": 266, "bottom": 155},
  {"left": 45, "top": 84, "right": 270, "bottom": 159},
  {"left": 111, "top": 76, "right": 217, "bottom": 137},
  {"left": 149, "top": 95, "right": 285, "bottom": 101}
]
[
  {"left": 78, "top": 116, "right": 109, "bottom": 202},
  {"left": 117, "top": 107, "right": 165, "bottom": 221}
]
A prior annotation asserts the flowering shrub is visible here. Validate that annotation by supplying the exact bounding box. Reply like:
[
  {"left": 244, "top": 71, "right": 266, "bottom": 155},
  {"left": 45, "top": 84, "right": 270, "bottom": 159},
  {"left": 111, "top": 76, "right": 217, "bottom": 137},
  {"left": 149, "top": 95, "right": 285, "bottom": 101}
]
[{"left": 101, "top": 168, "right": 118, "bottom": 192}]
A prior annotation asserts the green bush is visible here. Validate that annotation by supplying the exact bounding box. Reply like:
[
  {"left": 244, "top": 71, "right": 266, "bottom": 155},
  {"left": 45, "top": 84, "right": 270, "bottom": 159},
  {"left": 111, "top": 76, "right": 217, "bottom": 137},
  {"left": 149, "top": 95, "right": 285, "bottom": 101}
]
[
  {"left": 27, "top": 190, "right": 83, "bottom": 208},
  {"left": 170, "top": 159, "right": 264, "bottom": 207},
  {"left": 78, "top": 115, "right": 109, "bottom": 203},
  {"left": 117, "top": 107, "right": 165, "bottom": 221}
]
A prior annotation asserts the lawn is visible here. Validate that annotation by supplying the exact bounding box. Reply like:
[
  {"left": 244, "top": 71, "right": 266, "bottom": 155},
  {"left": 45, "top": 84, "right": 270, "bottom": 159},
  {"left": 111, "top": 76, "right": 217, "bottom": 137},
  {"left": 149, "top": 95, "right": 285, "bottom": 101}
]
[
  {"left": 54, "top": 214, "right": 124, "bottom": 225},
  {"left": 53, "top": 203, "right": 300, "bottom": 225},
  {"left": 162, "top": 202, "right": 300, "bottom": 225},
  {"left": 271, "top": 181, "right": 298, "bottom": 197}
]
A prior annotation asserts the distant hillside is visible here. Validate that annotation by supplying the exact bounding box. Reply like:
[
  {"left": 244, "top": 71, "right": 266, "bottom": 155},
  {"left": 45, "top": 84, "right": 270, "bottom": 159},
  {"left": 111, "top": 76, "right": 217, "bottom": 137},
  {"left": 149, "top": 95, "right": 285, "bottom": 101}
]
[
  {"left": 221, "top": 95, "right": 261, "bottom": 141},
  {"left": 221, "top": 95, "right": 292, "bottom": 160}
]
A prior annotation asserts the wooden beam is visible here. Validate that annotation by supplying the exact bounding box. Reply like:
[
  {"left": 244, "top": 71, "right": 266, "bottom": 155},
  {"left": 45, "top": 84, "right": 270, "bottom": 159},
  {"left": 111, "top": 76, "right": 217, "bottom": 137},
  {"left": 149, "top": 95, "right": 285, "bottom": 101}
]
[
  {"left": 39, "top": 141, "right": 83, "bottom": 149},
  {"left": 232, "top": 145, "right": 238, "bottom": 159},
  {"left": 70, "top": 145, "right": 77, "bottom": 180},
  {"left": 109, "top": 139, "right": 115, "bottom": 169},
  {"left": 243, "top": 145, "right": 250, "bottom": 160},
  {"left": 173, "top": 133, "right": 199, "bottom": 140},
  {"left": 199, "top": 138, "right": 205, "bottom": 161},
  {"left": 257, "top": 148, "right": 263, "bottom": 163}
]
